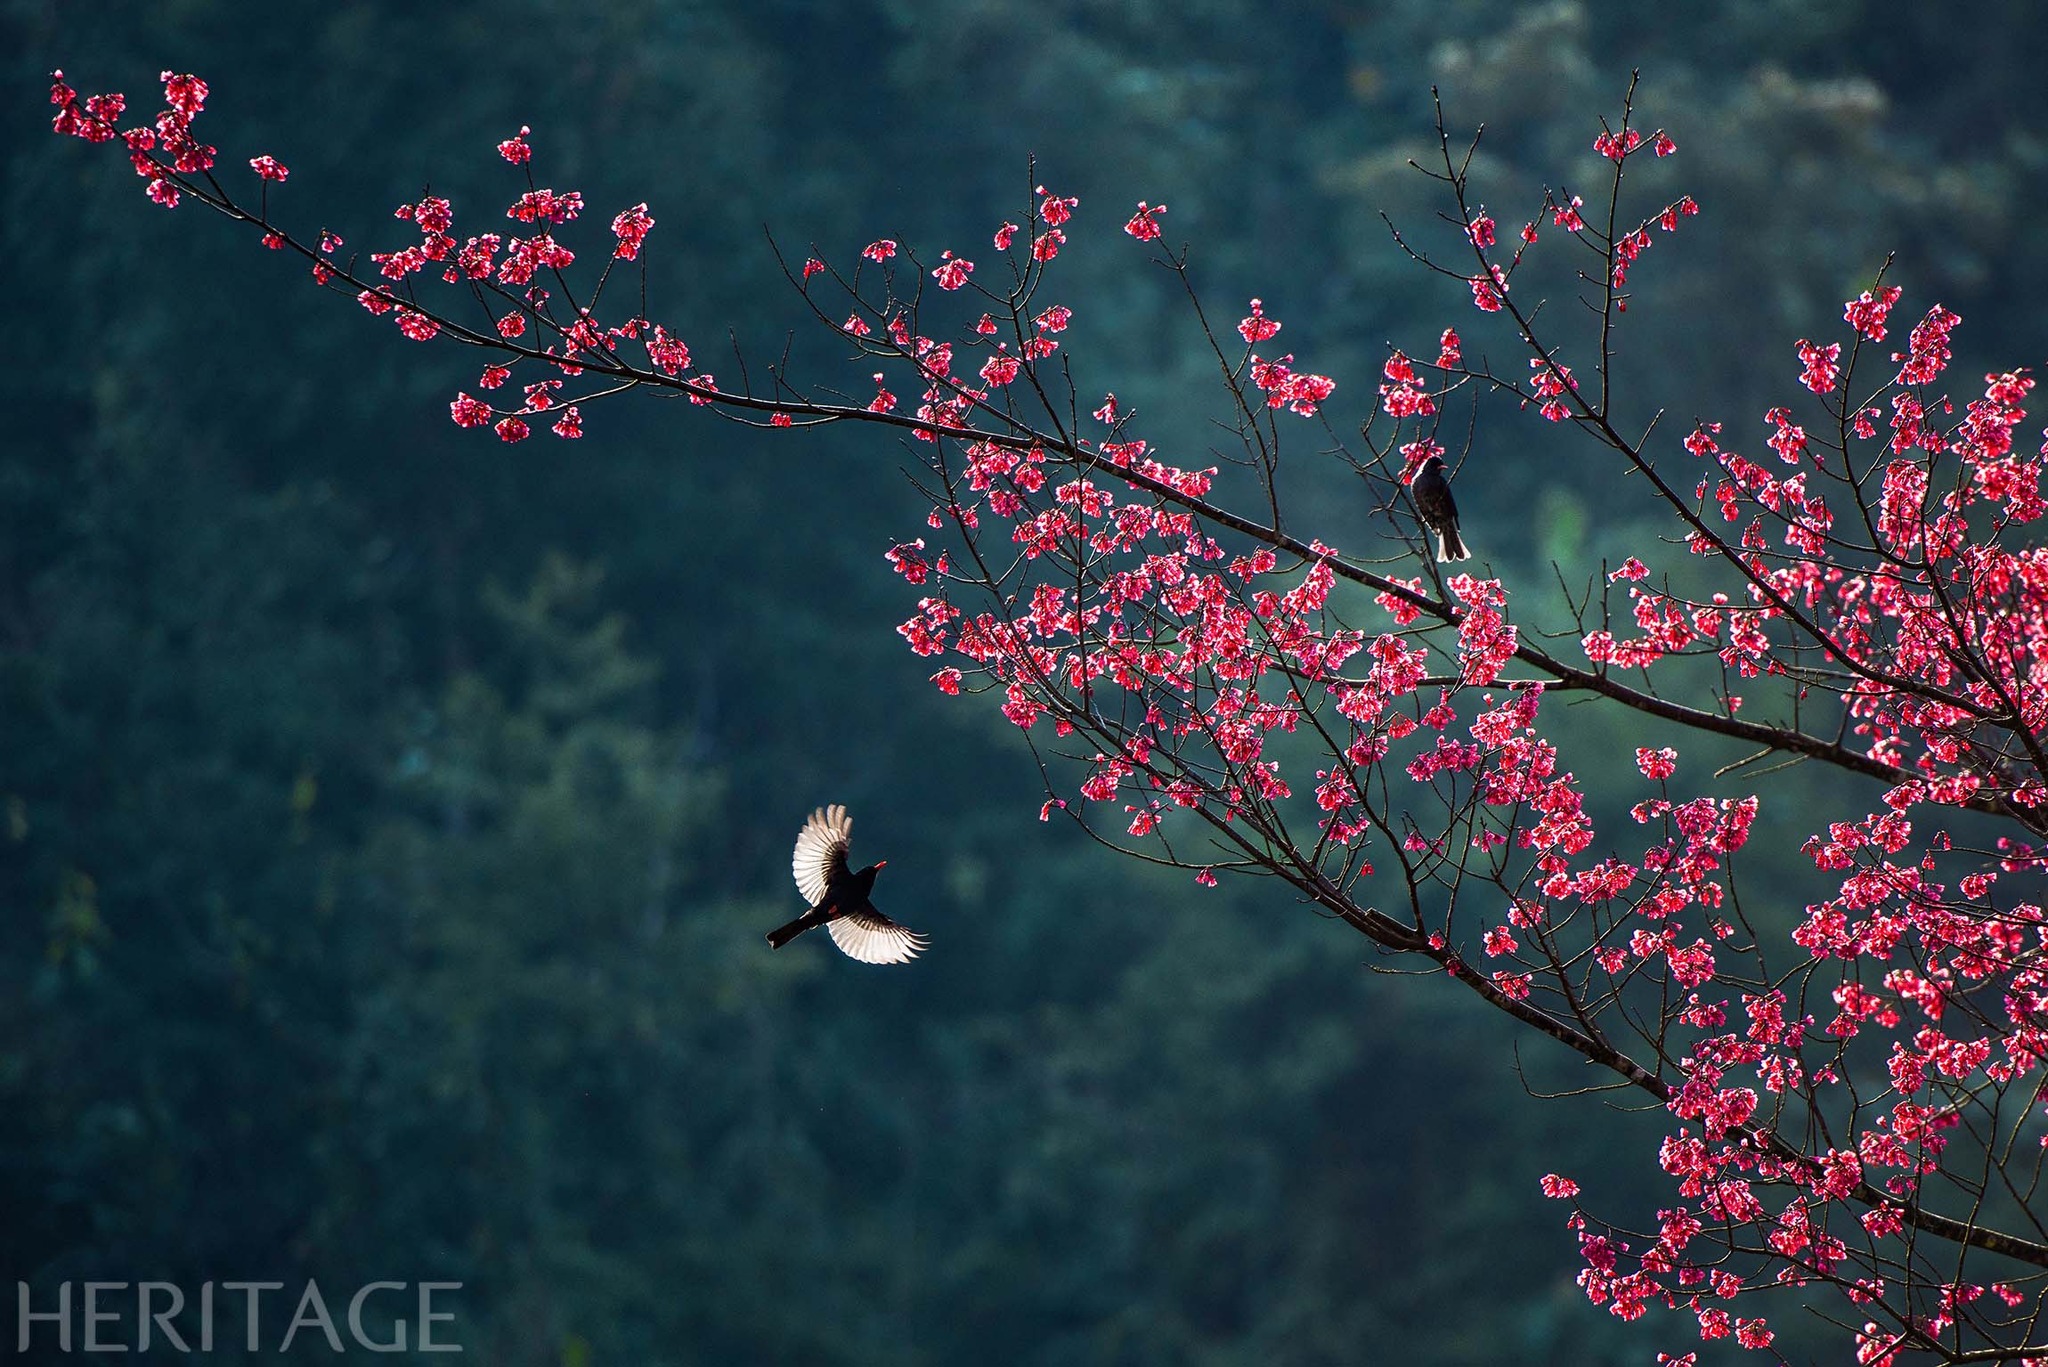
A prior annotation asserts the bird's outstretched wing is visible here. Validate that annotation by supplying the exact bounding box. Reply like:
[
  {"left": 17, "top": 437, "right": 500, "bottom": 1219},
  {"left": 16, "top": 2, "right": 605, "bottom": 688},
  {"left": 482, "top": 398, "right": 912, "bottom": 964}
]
[
  {"left": 827, "top": 906, "right": 929, "bottom": 965},
  {"left": 792, "top": 804, "right": 854, "bottom": 907}
]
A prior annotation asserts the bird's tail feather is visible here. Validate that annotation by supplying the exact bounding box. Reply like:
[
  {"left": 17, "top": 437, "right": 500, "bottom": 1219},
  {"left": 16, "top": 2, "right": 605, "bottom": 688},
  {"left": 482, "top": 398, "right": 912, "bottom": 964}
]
[
  {"left": 1436, "top": 528, "right": 1470, "bottom": 563},
  {"left": 766, "top": 908, "right": 831, "bottom": 949}
]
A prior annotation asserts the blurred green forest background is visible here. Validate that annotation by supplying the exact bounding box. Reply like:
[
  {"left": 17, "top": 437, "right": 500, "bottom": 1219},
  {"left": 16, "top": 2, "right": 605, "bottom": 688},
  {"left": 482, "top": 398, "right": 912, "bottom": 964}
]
[{"left": 6, "top": 1, "right": 2048, "bottom": 1362}]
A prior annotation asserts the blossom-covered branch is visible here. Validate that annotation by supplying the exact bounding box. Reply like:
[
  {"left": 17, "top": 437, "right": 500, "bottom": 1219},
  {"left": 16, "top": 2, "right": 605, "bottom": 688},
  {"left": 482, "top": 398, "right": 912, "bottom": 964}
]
[{"left": 51, "top": 66, "right": 2048, "bottom": 1364}]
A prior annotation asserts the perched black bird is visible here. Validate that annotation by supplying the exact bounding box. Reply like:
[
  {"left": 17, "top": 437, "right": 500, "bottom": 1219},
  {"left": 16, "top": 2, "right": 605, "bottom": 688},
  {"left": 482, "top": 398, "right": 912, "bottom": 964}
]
[
  {"left": 1411, "top": 455, "right": 1472, "bottom": 563},
  {"left": 764, "top": 805, "right": 927, "bottom": 964}
]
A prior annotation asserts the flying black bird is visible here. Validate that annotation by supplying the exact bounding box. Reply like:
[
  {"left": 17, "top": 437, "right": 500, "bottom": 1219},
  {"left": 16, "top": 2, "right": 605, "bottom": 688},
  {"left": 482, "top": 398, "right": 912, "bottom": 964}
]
[
  {"left": 764, "top": 805, "right": 927, "bottom": 964},
  {"left": 1411, "top": 455, "right": 1472, "bottom": 563}
]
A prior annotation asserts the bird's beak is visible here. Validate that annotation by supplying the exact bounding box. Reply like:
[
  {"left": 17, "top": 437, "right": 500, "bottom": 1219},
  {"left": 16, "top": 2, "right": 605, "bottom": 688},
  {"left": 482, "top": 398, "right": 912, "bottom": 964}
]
[{"left": 875, "top": 860, "right": 888, "bottom": 869}]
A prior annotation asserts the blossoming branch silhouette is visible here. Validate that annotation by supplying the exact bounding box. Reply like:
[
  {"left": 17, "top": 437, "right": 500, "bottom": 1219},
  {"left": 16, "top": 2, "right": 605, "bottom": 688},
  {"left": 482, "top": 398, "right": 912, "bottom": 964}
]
[{"left": 51, "top": 66, "right": 2048, "bottom": 1364}]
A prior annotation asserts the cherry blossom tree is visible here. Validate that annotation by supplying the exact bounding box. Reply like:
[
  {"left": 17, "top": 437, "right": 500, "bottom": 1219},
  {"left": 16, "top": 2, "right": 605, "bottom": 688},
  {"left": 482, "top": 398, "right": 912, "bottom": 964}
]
[{"left": 49, "top": 67, "right": 2048, "bottom": 1364}]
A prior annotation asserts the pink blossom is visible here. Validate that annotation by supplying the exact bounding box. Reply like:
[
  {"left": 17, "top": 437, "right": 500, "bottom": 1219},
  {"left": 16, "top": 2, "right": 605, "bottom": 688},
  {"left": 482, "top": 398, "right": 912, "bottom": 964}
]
[
  {"left": 1238, "top": 299, "right": 1281, "bottom": 344},
  {"left": 932, "top": 251, "right": 974, "bottom": 290},
  {"left": 980, "top": 352, "right": 1021, "bottom": 386},
  {"left": 1636, "top": 747, "right": 1677, "bottom": 781},
  {"left": 1123, "top": 201, "right": 1166, "bottom": 241},
  {"left": 610, "top": 202, "right": 654, "bottom": 260},
  {"left": 1470, "top": 265, "right": 1507, "bottom": 312},
  {"left": 160, "top": 70, "right": 208, "bottom": 115},
  {"left": 1796, "top": 338, "right": 1840, "bottom": 394},
  {"left": 1843, "top": 284, "right": 1903, "bottom": 342}
]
